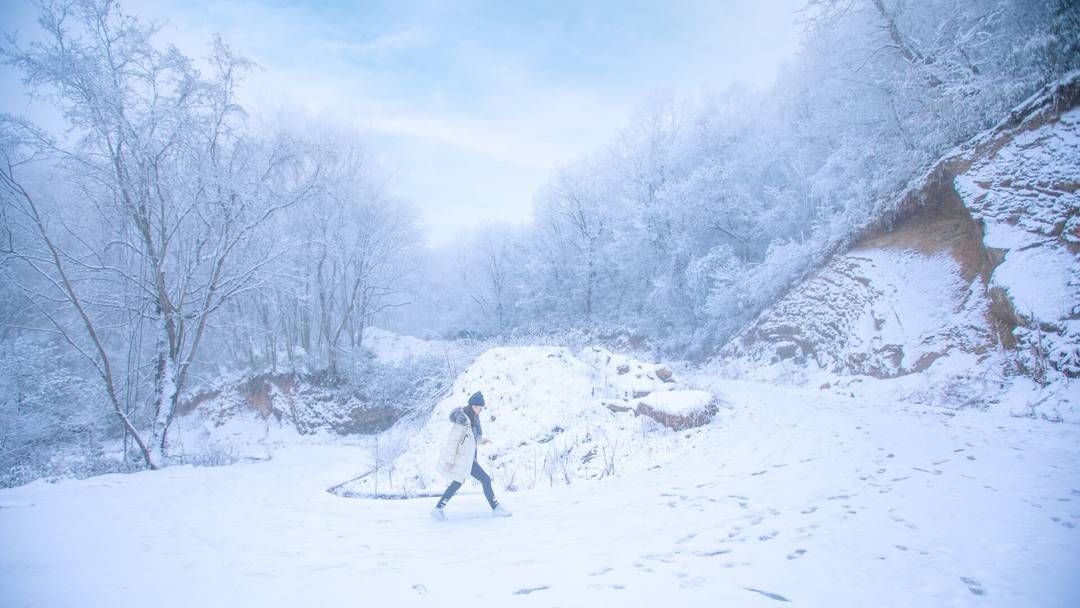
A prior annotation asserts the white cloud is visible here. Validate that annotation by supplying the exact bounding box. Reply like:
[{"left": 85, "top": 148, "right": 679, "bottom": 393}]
[{"left": 315, "top": 27, "right": 430, "bottom": 59}]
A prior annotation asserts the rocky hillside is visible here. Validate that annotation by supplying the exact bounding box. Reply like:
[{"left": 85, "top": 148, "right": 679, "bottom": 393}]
[
  {"left": 720, "top": 74, "right": 1079, "bottom": 406},
  {"left": 166, "top": 361, "right": 449, "bottom": 461}
]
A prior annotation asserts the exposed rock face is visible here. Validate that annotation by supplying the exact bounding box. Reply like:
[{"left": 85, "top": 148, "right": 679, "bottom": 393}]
[
  {"left": 720, "top": 139, "right": 1005, "bottom": 378},
  {"left": 954, "top": 83, "right": 1080, "bottom": 379},
  {"left": 722, "top": 75, "right": 1080, "bottom": 381},
  {"left": 175, "top": 371, "right": 408, "bottom": 437},
  {"left": 721, "top": 212, "right": 997, "bottom": 378}
]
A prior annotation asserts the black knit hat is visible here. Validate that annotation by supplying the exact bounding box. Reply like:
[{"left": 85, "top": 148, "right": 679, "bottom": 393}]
[{"left": 468, "top": 391, "right": 485, "bottom": 407}]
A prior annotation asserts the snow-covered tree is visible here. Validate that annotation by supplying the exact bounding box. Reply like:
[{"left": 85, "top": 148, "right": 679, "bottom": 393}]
[{"left": 0, "top": 0, "right": 318, "bottom": 468}]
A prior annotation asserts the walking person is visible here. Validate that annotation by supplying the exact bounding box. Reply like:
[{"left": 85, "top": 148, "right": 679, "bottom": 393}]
[{"left": 431, "top": 390, "right": 512, "bottom": 520}]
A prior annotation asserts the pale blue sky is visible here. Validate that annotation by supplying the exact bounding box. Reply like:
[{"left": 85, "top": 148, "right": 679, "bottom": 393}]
[{"left": 1, "top": 0, "right": 804, "bottom": 245}]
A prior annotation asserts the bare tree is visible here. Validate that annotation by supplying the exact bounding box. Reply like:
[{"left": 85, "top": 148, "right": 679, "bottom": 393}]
[
  {"left": 300, "top": 134, "right": 420, "bottom": 375},
  {"left": 535, "top": 164, "right": 613, "bottom": 324},
  {"left": 1, "top": 0, "right": 318, "bottom": 468}
]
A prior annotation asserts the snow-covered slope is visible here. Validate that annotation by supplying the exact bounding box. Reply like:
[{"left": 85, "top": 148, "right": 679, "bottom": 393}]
[
  {"left": 721, "top": 245, "right": 994, "bottom": 380},
  {"left": 334, "top": 346, "right": 722, "bottom": 497},
  {"left": 364, "top": 326, "right": 459, "bottom": 364},
  {"left": 2, "top": 379, "right": 1077, "bottom": 607},
  {"left": 720, "top": 75, "right": 1079, "bottom": 421}
]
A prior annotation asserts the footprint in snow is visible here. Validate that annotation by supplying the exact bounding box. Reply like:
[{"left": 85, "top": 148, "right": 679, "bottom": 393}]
[
  {"left": 587, "top": 584, "right": 625, "bottom": 591},
  {"left": 960, "top": 577, "right": 987, "bottom": 596},
  {"left": 801, "top": 506, "right": 818, "bottom": 514},
  {"left": 786, "top": 549, "right": 807, "bottom": 560},
  {"left": 513, "top": 586, "right": 550, "bottom": 595},
  {"left": 588, "top": 567, "right": 614, "bottom": 576},
  {"left": 758, "top": 531, "right": 779, "bottom": 541},
  {"left": 751, "top": 470, "right": 769, "bottom": 476},
  {"left": 889, "top": 513, "right": 918, "bottom": 530},
  {"left": 676, "top": 533, "right": 698, "bottom": 544},
  {"left": 679, "top": 576, "right": 707, "bottom": 589},
  {"left": 744, "top": 587, "right": 791, "bottom": 602},
  {"left": 643, "top": 553, "right": 675, "bottom": 563},
  {"left": 695, "top": 549, "right": 732, "bottom": 557}
]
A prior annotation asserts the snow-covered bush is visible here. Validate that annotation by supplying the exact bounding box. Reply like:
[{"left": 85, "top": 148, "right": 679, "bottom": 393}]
[{"left": 0, "top": 335, "right": 122, "bottom": 487}]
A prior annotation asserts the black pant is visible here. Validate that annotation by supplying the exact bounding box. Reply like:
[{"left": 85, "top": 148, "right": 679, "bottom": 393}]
[{"left": 437, "top": 461, "right": 498, "bottom": 509}]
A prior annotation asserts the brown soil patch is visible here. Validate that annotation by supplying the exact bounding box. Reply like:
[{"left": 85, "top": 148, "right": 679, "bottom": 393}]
[{"left": 856, "top": 175, "right": 993, "bottom": 283}]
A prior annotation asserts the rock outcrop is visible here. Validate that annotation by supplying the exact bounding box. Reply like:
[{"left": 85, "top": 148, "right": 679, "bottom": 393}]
[{"left": 722, "top": 74, "right": 1080, "bottom": 382}]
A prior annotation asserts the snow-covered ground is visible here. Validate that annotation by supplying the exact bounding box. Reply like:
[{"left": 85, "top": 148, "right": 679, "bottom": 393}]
[{"left": 2, "top": 377, "right": 1077, "bottom": 607}]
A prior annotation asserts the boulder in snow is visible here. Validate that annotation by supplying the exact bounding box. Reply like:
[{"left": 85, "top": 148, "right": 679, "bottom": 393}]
[{"left": 635, "top": 390, "right": 719, "bottom": 431}]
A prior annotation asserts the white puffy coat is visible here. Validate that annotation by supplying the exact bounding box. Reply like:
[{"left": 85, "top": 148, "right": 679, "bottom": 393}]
[{"left": 437, "top": 410, "right": 476, "bottom": 483}]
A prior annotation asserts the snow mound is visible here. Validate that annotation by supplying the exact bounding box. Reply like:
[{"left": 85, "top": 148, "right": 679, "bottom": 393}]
[{"left": 333, "top": 346, "right": 722, "bottom": 497}]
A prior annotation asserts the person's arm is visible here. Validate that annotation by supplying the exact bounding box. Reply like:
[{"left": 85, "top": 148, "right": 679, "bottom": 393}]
[{"left": 441, "top": 423, "right": 468, "bottom": 469}]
